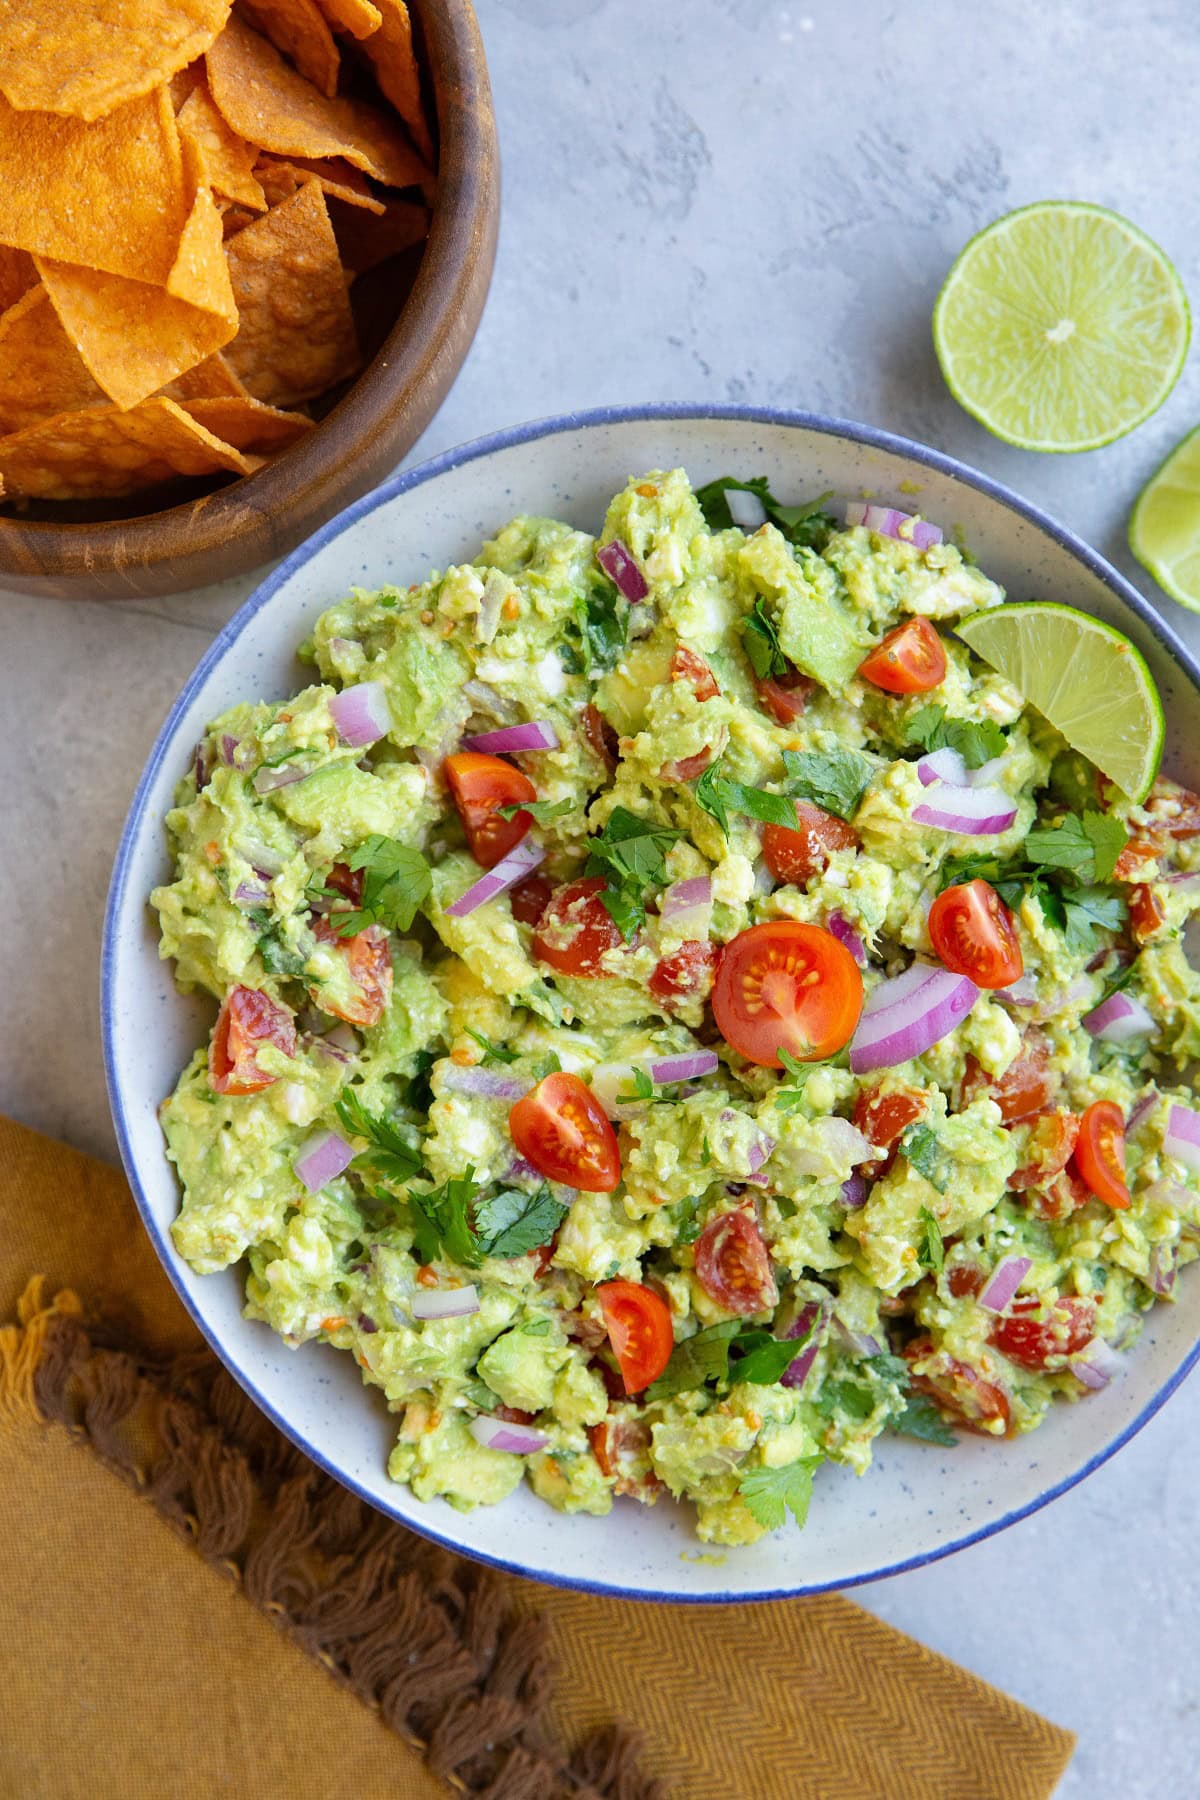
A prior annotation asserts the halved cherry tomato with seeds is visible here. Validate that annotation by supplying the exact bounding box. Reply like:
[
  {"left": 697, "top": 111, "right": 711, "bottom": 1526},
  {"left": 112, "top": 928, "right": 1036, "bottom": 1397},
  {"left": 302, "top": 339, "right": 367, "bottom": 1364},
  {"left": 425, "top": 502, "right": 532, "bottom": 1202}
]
[
  {"left": 649, "top": 940, "right": 719, "bottom": 1007},
  {"left": 509, "top": 1071, "right": 621, "bottom": 1192},
  {"left": 1129, "top": 884, "right": 1166, "bottom": 944},
  {"left": 312, "top": 918, "right": 393, "bottom": 1027},
  {"left": 1008, "top": 1111, "right": 1080, "bottom": 1190},
  {"left": 670, "top": 644, "right": 720, "bottom": 701},
  {"left": 510, "top": 872, "right": 554, "bottom": 927},
  {"left": 582, "top": 702, "right": 619, "bottom": 769},
  {"left": 929, "top": 880, "right": 1023, "bottom": 989},
  {"left": 857, "top": 617, "right": 946, "bottom": 694},
  {"left": 989, "top": 1295, "right": 1096, "bottom": 1370},
  {"left": 444, "top": 751, "right": 536, "bottom": 869},
  {"left": 210, "top": 985, "right": 296, "bottom": 1095},
  {"left": 532, "top": 876, "right": 624, "bottom": 976},
  {"left": 904, "top": 1337, "right": 1011, "bottom": 1435},
  {"left": 694, "top": 1210, "right": 778, "bottom": 1316},
  {"left": 762, "top": 801, "right": 859, "bottom": 887},
  {"left": 961, "top": 1032, "right": 1057, "bottom": 1123},
  {"left": 754, "top": 669, "right": 814, "bottom": 726},
  {"left": 595, "top": 1281, "right": 674, "bottom": 1393},
  {"left": 712, "top": 920, "right": 863, "bottom": 1067},
  {"left": 1073, "top": 1099, "right": 1130, "bottom": 1209}
]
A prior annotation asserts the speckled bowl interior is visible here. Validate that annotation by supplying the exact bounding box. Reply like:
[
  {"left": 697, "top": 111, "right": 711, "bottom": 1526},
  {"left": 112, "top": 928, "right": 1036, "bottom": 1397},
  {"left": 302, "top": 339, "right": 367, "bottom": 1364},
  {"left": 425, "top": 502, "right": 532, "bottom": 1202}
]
[{"left": 102, "top": 406, "right": 1200, "bottom": 1602}]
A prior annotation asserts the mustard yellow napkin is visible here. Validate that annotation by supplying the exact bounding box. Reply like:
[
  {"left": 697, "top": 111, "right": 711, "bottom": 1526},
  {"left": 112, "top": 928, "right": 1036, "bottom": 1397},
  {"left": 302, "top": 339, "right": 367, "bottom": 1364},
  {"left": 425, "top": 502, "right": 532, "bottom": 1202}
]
[{"left": 0, "top": 1116, "right": 1075, "bottom": 1799}]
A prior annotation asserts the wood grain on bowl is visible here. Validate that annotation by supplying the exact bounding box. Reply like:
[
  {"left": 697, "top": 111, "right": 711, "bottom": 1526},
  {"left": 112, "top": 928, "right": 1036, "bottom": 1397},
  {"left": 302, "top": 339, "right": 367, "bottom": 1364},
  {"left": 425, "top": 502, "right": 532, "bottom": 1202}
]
[{"left": 0, "top": 0, "right": 498, "bottom": 601}]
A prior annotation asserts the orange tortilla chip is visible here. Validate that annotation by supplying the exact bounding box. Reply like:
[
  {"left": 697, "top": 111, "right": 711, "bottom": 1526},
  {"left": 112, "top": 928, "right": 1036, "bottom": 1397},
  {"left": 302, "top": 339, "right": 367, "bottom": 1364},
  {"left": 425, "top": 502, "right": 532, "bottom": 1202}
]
[
  {"left": 0, "top": 247, "right": 36, "bottom": 313},
  {"left": 180, "top": 395, "right": 314, "bottom": 451},
  {"left": 0, "top": 88, "right": 188, "bottom": 285},
  {"left": 167, "top": 352, "right": 251, "bottom": 400},
  {"left": 0, "top": 396, "right": 254, "bottom": 500},
  {"left": 167, "top": 185, "right": 239, "bottom": 320},
  {"left": 36, "top": 255, "right": 237, "bottom": 412},
  {"left": 0, "top": 0, "right": 231, "bottom": 123},
  {"left": 329, "top": 195, "right": 428, "bottom": 273},
  {"left": 178, "top": 79, "right": 266, "bottom": 209},
  {"left": 0, "top": 286, "right": 109, "bottom": 432},
  {"left": 363, "top": 1, "right": 432, "bottom": 163},
  {"left": 207, "top": 14, "right": 430, "bottom": 191},
  {"left": 256, "top": 153, "right": 386, "bottom": 213},
  {"left": 224, "top": 180, "right": 360, "bottom": 405},
  {"left": 315, "top": 0, "right": 382, "bottom": 38},
  {"left": 239, "top": 0, "right": 340, "bottom": 99}
]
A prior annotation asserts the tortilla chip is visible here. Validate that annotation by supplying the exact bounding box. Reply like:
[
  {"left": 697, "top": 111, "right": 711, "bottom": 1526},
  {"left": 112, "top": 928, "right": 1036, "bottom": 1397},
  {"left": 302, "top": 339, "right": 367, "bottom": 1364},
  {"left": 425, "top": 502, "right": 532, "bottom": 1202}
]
[
  {"left": 207, "top": 14, "right": 429, "bottom": 190},
  {"left": 328, "top": 194, "right": 428, "bottom": 273},
  {"left": 167, "top": 185, "right": 239, "bottom": 320},
  {"left": 256, "top": 153, "right": 386, "bottom": 213},
  {"left": 180, "top": 395, "right": 314, "bottom": 451},
  {"left": 224, "top": 179, "right": 360, "bottom": 405},
  {"left": 0, "top": 286, "right": 110, "bottom": 432},
  {"left": 239, "top": 0, "right": 340, "bottom": 99},
  {"left": 315, "top": 0, "right": 382, "bottom": 38},
  {"left": 0, "top": 88, "right": 188, "bottom": 285},
  {"left": 166, "top": 351, "right": 251, "bottom": 400},
  {"left": 0, "top": 0, "right": 231, "bottom": 123},
  {"left": 362, "top": 0, "right": 432, "bottom": 163},
  {"left": 178, "top": 79, "right": 266, "bottom": 209},
  {"left": 36, "top": 255, "right": 237, "bottom": 412},
  {"left": 0, "top": 247, "right": 36, "bottom": 313},
  {"left": 0, "top": 396, "right": 254, "bottom": 500}
]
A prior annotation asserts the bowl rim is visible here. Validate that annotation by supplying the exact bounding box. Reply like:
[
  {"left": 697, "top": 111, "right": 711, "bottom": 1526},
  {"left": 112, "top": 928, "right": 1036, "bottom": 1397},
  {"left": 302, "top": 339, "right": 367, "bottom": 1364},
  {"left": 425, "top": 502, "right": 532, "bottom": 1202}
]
[{"left": 102, "top": 402, "right": 1200, "bottom": 1602}]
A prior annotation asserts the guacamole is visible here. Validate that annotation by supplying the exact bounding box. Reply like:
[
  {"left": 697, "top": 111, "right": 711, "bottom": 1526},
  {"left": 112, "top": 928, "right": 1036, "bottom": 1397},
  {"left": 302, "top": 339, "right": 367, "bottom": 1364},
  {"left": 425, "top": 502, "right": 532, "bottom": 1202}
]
[{"left": 154, "top": 469, "right": 1200, "bottom": 1547}]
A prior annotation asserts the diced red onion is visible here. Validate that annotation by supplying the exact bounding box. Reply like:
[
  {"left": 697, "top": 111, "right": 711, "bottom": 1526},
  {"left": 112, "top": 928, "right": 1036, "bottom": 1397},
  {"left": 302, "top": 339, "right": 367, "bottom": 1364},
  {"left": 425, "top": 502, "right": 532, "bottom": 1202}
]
[
  {"left": 649, "top": 1050, "right": 719, "bottom": 1085},
  {"left": 235, "top": 836, "right": 288, "bottom": 877},
  {"left": 997, "top": 973, "right": 1038, "bottom": 1008},
  {"left": 308, "top": 1034, "right": 352, "bottom": 1066},
  {"left": 841, "top": 1173, "right": 868, "bottom": 1208},
  {"left": 323, "top": 1023, "right": 360, "bottom": 1057},
  {"left": 463, "top": 679, "right": 512, "bottom": 718},
  {"left": 1149, "top": 1243, "right": 1177, "bottom": 1297},
  {"left": 192, "top": 740, "right": 213, "bottom": 788},
  {"left": 917, "top": 747, "right": 970, "bottom": 788},
  {"left": 850, "top": 963, "right": 979, "bottom": 1074},
  {"left": 832, "top": 1316, "right": 881, "bottom": 1357},
  {"left": 475, "top": 574, "right": 507, "bottom": 645},
  {"left": 1164, "top": 1103, "right": 1200, "bottom": 1172},
  {"left": 440, "top": 1064, "right": 531, "bottom": 1102},
  {"left": 234, "top": 881, "right": 271, "bottom": 909},
  {"left": 913, "top": 784, "right": 1017, "bottom": 835},
  {"left": 1083, "top": 990, "right": 1155, "bottom": 1042},
  {"left": 660, "top": 876, "right": 713, "bottom": 937},
  {"left": 412, "top": 1285, "right": 480, "bottom": 1321},
  {"left": 1165, "top": 871, "right": 1200, "bottom": 892},
  {"left": 787, "top": 1117, "right": 875, "bottom": 1176},
  {"left": 747, "top": 1130, "right": 775, "bottom": 1173},
  {"left": 444, "top": 836, "right": 545, "bottom": 918},
  {"left": 1125, "top": 1093, "right": 1156, "bottom": 1135},
  {"left": 253, "top": 761, "right": 311, "bottom": 795},
  {"left": 1070, "top": 1338, "right": 1126, "bottom": 1391},
  {"left": 329, "top": 680, "right": 391, "bottom": 749},
  {"left": 978, "top": 1255, "right": 1033, "bottom": 1314},
  {"left": 725, "top": 487, "right": 768, "bottom": 531},
  {"left": 597, "top": 538, "right": 648, "bottom": 601},
  {"left": 461, "top": 720, "right": 560, "bottom": 754},
  {"left": 506, "top": 1155, "right": 543, "bottom": 1183},
  {"left": 293, "top": 1129, "right": 355, "bottom": 1193},
  {"left": 845, "top": 501, "right": 943, "bottom": 550},
  {"left": 828, "top": 910, "right": 867, "bottom": 966},
  {"left": 780, "top": 1302, "right": 826, "bottom": 1390},
  {"left": 219, "top": 732, "right": 239, "bottom": 766},
  {"left": 469, "top": 1415, "right": 548, "bottom": 1454}
]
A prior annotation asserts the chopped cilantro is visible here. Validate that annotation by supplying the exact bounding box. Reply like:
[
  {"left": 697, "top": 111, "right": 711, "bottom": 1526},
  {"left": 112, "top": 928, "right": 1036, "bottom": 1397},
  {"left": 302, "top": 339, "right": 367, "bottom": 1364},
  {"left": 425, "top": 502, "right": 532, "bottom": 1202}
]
[
  {"left": 893, "top": 1393, "right": 957, "bottom": 1447},
  {"left": 693, "top": 759, "right": 798, "bottom": 836},
  {"left": 647, "top": 1321, "right": 741, "bottom": 1401},
  {"left": 335, "top": 1088, "right": 422, "bottom": 1186},
  {"left": 781, "top": 747, "right": 876, "bottom": 822},
  {"left": 1024, "top": 811, "right": 1128, "bottom": 885},
  {"left": 497, "top": 797, "right": 573, "bottom": 824},
  {"left": 585, "top": 806, "right": 683, "bottom": 939},
  {"left": 334, "top": 835, "right": 431, "bottom": 936},
  {"left": 462, "top": 1379, "right": 500, "bottom": 1412},
  {"left": 407, "top": 1168, "right": 481, "bottom": 1267},
  {"left": 669, "top": 1195, "right": 705, "bottom": 1245},
  {"left": 902, "top": 1124, "right": 948, "bottom": 1194},
  {"left": 694, "top": 475, "right": 835, "bottom": 550},
  {"left": 729, "top": 1321, "right": 815, "bottom": 1386},
  {"left": 406, "top": 1167, "right": 566, "bottom": 1267},
  {"left": 916, "top": 1206, "right": 945, "bottom": 1273},
  {"left": 773, "top": 1048, "right": 827, "bottom": 1112},
  {"left": 474, "top": 1186, "right": 568, "bottom": 1259},
  {"left": 737, "top": 1456, "right": 823, "bottom": 1532},
  {"left": 574, "top": 579, "right": 628, "bottom": 673},
  {"left": 257, "top": 924, "right": 308, "bottom": 977},
  {"left": 616, "top": 1066, "right": 655, "bottom": 1104},
  {"left": 1063, "top": 886, "right": 1127, "bottom": 955},
  {"left": 464, "top": 1028, "right": 519, "bottom": 1066},
  {"left": 904, "top": 704, "right": 1007, "bottom": 770},
  {"left": 740, "top": 598, "right": 790, "bottom": 681}
]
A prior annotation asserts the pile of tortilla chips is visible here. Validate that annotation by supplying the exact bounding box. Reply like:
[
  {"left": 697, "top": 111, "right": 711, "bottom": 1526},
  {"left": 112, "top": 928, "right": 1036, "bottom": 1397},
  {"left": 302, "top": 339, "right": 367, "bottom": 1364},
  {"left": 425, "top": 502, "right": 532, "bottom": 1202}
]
[{"left": 0, "top": 0, "right": 433, "bottom": 503}]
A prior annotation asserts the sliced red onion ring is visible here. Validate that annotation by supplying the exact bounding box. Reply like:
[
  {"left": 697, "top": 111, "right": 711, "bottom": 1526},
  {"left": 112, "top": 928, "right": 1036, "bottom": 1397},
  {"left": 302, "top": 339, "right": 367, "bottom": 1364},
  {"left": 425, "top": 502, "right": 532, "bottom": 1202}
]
[
  {"left": 1164, "top": 1103, "right": 1200, "bottom": 1171},
  {"left": 234, "top": 881, "right": 271, "bottom": 909},
  {"left": 841, "top": 1173, "right": 868, "bottom": 1209},
  {"left": 1070, "top": 1338, "right": 1126, "bottom": 1390},
  {"left": 469, "top": 1415, "right": 548, "bottom": 1454},
  {"left": 412, "top": 1285, "right": 480, "bottom": 1321},
  {"left": 828, "top": 910, "right": 867, "bottom": 967},
  {"left": 1083, "top": 990, "right": 1155, "bottom": 1042},
  {"left": 293, "top": 1129, "right": 355, "bottom": 1193},
  {"left": 725, "top": 487, "right": 768, "bottom": 531},
  {"left": 1148, "top": 1243, "right": 1177, "bottom": 1297},
  {"left": 850, "top": 964, "right": 979, "bottom": 1074},
  {"left": 461, "top": 720, "right": 560, "bottom": 754},
  {"left": 253, "top": 761, "right": 311, "bottom": 795},
  {"left": 845, "top": 501, "right": 943, "bottom": 550},
  {"left": 330, "top": 680, "right": 391, "bottom": 749},
  {"left": 780, "top": 1302, "right": 827, "bottom": 1390},
  {"left": 916, "top": 747, "right": 970, "bottom": 788},
  {"left": 1126, "top": 1091, "right": 1158, "bottom": 1134},
  {"left": 649, "top": 1050, "right": 719, "bottom": 1085},
  {"left": 444, "top": 836, "right": 545, "bottom": 918},
  {"left": 997, "top": 973, "right": 1038, "bottom": 1008},
  {"left": 913, "top": 784, "right": 1017, "bottom": 835},
  {"left": 440, "top": 1065, "right": 531, "bottom": 1102},
  {"left": 597, "top": 538, "right": 648, "bottom": 601},
  {"left": 978, "top": 1255, "right": 1032, "bottom": 1314}
]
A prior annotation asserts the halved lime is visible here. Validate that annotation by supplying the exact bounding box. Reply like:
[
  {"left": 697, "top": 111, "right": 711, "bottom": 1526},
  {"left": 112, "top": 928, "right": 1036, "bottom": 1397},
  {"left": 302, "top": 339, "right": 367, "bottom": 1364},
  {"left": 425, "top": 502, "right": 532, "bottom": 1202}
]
[
  {"left": 957, "top": 602, "right": 1164, "bottom": 801},
  {"left": 1129, "top": 425, "right": 1200, "bottom": 612},
  {"left": 933, "top": 202, "right": 1190, "bottom": 453}
]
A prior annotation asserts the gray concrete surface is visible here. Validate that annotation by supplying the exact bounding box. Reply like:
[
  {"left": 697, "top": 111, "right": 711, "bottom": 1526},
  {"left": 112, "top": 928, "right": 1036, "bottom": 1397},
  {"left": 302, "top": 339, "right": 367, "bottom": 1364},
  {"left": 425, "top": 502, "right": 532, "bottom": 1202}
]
[{"left": 4, "top": 3, "right": 1199, "bottom": 1791}]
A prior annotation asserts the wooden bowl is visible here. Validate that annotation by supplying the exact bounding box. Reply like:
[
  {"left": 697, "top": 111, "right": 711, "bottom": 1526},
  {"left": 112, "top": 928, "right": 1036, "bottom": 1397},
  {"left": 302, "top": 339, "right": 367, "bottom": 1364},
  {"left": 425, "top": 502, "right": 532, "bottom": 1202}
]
[{"left": 0, "top": 0, "right": 498, "bottom": 601}]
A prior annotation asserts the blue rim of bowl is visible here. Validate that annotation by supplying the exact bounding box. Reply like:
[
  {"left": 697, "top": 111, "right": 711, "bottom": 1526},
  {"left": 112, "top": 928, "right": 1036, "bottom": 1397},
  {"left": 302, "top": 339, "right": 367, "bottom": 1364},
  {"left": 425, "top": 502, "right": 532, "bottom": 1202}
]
[{"left": 102, "top": 402, "right": 1200, "bottom": 1605}]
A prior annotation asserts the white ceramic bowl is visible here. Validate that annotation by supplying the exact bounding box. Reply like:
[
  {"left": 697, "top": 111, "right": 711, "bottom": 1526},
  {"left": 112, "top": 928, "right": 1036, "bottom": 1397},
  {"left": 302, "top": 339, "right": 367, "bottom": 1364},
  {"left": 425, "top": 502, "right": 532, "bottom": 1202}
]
[{"left": 103, "top": 406, "right": 1200, "bottom": 1602}]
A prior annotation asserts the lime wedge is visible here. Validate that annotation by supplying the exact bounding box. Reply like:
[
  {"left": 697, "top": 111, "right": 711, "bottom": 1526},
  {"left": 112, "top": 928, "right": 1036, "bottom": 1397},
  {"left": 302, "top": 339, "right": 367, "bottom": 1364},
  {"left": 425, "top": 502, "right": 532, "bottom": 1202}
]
[
  {"left": 1129, "top": 425, "right": 1200, "bottom": 612},
  {"left": 957, "top": 602, "right": 1164, "bottom": 801},
  {"left": 933, "top": 202, "right": 1190, "bottom": 453}
]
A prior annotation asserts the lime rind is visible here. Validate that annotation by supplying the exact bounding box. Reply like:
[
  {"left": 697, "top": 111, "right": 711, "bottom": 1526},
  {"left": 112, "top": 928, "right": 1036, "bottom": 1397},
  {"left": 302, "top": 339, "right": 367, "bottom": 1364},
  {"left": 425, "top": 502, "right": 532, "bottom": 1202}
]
[
  {"left": 957, "top": 601, "right": 1164, "bottom": 802},
  {"left": 1129, "top": 424, "right": 1200, "bottom": 614},
  {"left": 933, "top": 201, "right": 1190, "bottom": 455}
]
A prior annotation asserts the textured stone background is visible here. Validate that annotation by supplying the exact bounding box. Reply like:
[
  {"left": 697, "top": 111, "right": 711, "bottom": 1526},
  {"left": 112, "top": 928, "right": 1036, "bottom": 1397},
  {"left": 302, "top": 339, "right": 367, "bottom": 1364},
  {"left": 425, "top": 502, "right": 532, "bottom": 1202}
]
[{"left": 4, "top": 3, "right": 1200, "bottom": 1791}]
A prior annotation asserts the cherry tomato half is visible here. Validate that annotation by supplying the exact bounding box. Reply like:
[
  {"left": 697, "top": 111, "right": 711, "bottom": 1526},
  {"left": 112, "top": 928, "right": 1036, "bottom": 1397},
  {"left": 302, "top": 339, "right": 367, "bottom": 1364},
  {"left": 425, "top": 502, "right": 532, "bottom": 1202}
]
[
  {"left": 853, "top": 1083, "right": 927, "bottom": 1158},
  {"left": 670, "top": 644, "right": 721, "bottom": 702},
  {"left": 754, "top": 669, "right": 814, "bottom": 726},
  {"left": 693, "top": 1210, "right": 778, "bottom": 1316},
  {"left": 762, "top": 801, "right": 859, "bottom": 887},
  {"left": 712, "top": 920, "right": 863, "bottom": 1067},
  {"left": 929, "top": 879, "right": 1023, "bottom": 989},
  {"left": 1128, "top": 884, "right": 1166, "bottom": 944},
  {"left": 904, "top": 1337, "right": 1011, "bottom": 1436},
  {"left": 989, "top": 1295, "right": 1096, "bottom": 1370},
  {"left": 595, "top": 1281, "right": 674, "bottom": 1393},
  {"left": 210, "top": 986, "right": 296, "bottom": 1095},
  {"left": 532, "top": 876, "right": 624, "bottom": 976},
  {"left": 857, "top": 617, "right": 946, "bottom": 694},
  {"left": 961, "top": 1031, "right": 1057, "bottom": 1123},
  {"left": 1073, "top": 1099, "right": 1130, "bottom": 1209},
  {"left": 311, "top": 918, "right": 393, "bottom": 1027},
  {"left": 509, "top": 1071, "right": 621, "bottom": 1192},
  {"left": 509, "top": 872, "right": 554, "bottom": 927},
  {"left": 444, "top": 751, "right": 536, "bottom": 869},
  {"left": 649, "top": 939, "right": 719, "bottom": 1007}
]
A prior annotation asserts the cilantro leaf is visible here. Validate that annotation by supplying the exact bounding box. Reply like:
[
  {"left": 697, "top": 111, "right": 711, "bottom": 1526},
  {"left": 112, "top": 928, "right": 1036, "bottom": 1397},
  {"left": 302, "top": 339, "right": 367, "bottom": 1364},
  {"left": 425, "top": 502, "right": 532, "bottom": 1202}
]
[
  {"left": 464, "top": 1028, "right": 519, "bottom": 1066},
  {"left": 902, "top": 1124, "right": 948, "bottom": 1194},
  {"left": 647, "top": 1321, "right": 741, "bottom": 1401},
  {"left": 1082, "top": 811, "right": 1130, "bottom": 885},
  {"left": 693, "top": 761, "right": 732, "bottom": 835},
  {"left": 737, "top": 1456, "right": 823, "bottom": 1532},
  {"left": 773, "top": 1048, "right": 827, "bottom": 1112},
  {"left": 741, "top": 598, "right": 789, "bottom": 681},
  {"left": 669, "top": 1194, "right": 704, "bottom": 1245},
  {"left": 893, "top": 1393, "right": 958, "bottom": 1447},
  {"left": 576, "top": 580, "right": 628, "bottom": 673},
  {"left": 335, "top": 836, "right": 431, "bottom": 936},
  {"left": 782, "top": 747, "right": 876, "bottom": 822},
  {"left": 474, "top": 1185, "right": 568, "bottom": 1258},
  {"left": 730, "top": 1316, "right": 816, "bottom": 1386},
  {"left": 904, "top": 704, "right": 1007, "bottom": 770},
  {"left": 497, "top": 797, "right": 573, "bottom": 824},
  {"left": 335, "top": 1088, "right": 423, "bottom": 1185},
  {"left": 462, "top": 1379, "right": 500, "bottom": 1412},
  {"left": 616, "top": 1066, "right": 655, "bottom": 1104},
  {"left": 916, "top": 1206, "right": 945, "bottom": 1273},
  {"left": 407, "top": 1167, "right": 482, "bottom": 1267},
  {"left": 1024, "top": 811, "right": 1128, "bottom": 885},
  {"left": 257, "top": 924, "right": 308, "bottom": 977},
  {"left": 1063, "top": 886, "right": 1127, "bottom": 955},
  {"left": 585, "top": 806, "right": 683, "bottom": 940},
  {"left": 694, "top": 475, "right": 835, "bottom": 550},
  {"left": 1098, "top": 953, "right": 1141, "bottom": 1006},
  {"left": 693, "top": 758, "right": 800, "bottom": 835},
  {"left": 865, "top": 1350, "right": 911, "bottom": 1387}
]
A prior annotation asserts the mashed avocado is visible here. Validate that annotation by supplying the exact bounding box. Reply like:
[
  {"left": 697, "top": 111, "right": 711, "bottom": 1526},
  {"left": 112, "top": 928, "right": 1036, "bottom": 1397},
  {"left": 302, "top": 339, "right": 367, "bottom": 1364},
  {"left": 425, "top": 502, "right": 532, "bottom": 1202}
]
[{"left": 155, "top": 469, "right": 1200, "bottom": 1547}]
